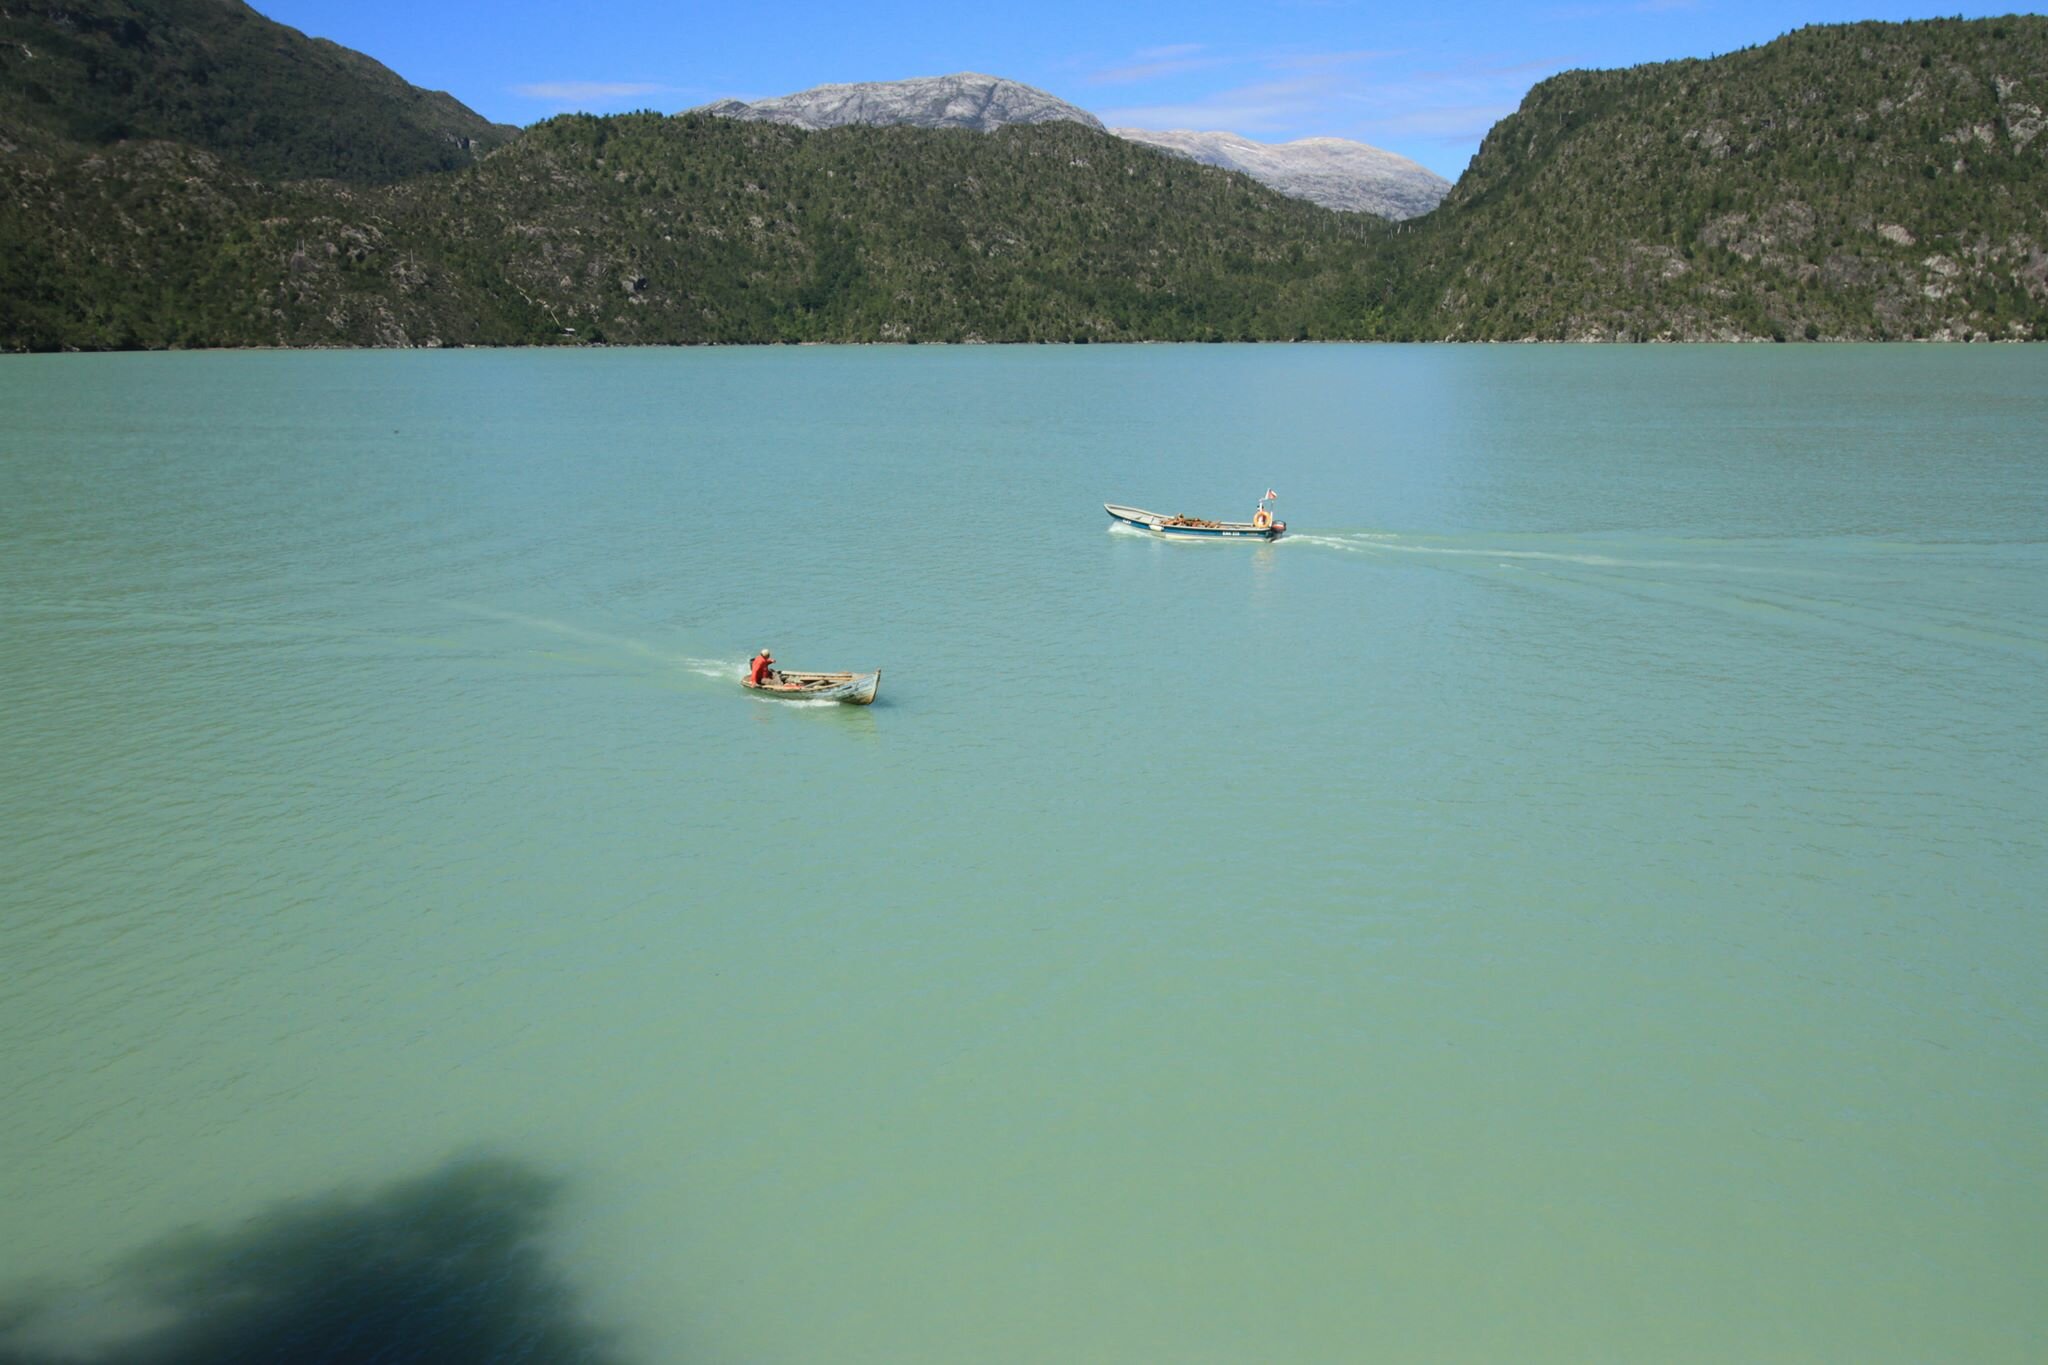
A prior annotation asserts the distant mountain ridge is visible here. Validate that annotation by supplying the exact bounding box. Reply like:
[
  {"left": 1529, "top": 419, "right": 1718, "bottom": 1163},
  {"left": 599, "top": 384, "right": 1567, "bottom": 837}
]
[
  {"left": 696, "top": 73, "right": 1104, "bottom": 134},
  {"left": 697, "top": 73, "right": 1444, "bottom": 220},
  {"left": 1111, "top": 128, "right": 1450, "bottom": 219}
]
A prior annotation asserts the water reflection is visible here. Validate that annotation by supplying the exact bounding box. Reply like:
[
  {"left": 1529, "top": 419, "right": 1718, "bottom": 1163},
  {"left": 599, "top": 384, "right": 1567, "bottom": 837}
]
[{"left": 0, "top": 1157, "right": 620, "bottom": 1365}]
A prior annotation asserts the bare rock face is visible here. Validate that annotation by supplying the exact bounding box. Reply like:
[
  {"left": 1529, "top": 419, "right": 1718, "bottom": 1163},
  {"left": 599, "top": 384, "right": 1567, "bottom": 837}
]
[
  {"left": 695, "top": 74, "right": 1105, "bottom": 133},
  {"left": 693, "top": 73, "right": 1445, "bottom": 220},
  {"left": 1111, "top": 128, "right": 1450, "bottom": 220}
]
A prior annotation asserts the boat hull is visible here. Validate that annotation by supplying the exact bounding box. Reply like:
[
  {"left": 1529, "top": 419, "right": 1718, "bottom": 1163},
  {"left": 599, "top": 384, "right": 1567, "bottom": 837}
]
[
  {"left": 742, "top": 669, "right": 881, "bottom": 704},
  {"left": 1104, "top": 503, "right": 1284, "bottom": 541}
]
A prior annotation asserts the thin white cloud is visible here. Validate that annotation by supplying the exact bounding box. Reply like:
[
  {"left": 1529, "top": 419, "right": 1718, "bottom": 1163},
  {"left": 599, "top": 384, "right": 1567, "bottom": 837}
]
[
  {"left": 1545, "top": 0, "right": 1697, "bottom": 18},
  {"left": 1358, "top": 103, "right": 1520, "bottom": 140},
  {"left": 1407, "top": 56, "right": 1574, "bottom": 83},
  {"left": 1077, "top": 37, "right": 1566, "bottom": 175},
  {"left": 1087, "top": 52, "right": 1229, "bottom": 85},
  {"left": 1348, "top": 53, "right": 1573, "bottom": 134},
  {"left": 1270, "top": 48, "right": 1407, "bottom": 71},
  {"left": 513, "top": 81, "right": 671, "bottom": 102},
  {"left": 1102, "top": 103, "right": 1288, "bottom": 132},
  {"left": 1101, "top": 72, "right": 1342, "bottom": 132}
]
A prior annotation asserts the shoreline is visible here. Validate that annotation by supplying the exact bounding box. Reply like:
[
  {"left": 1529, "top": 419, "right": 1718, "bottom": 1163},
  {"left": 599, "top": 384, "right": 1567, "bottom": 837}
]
[{"left": 6, "top": 334, "right": 2041, "bottom": 357}]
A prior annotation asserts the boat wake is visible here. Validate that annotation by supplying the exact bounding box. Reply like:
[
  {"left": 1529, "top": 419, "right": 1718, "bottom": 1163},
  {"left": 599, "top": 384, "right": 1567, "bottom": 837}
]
[
  {"left": 1284, "top": 531, "right": 1733, "bottom": 574},
  {"left": 1276, "top": 533, "right": 2048, "bottom": 660},
  {"left": 438, "top": 602, "right": 740, "bottom": 681}
]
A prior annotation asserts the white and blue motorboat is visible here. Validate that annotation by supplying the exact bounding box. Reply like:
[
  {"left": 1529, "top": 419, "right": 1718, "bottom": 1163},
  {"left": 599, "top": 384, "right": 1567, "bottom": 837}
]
[{"left": 1104, "top": 502, "right": 1286, "bottom": 542}]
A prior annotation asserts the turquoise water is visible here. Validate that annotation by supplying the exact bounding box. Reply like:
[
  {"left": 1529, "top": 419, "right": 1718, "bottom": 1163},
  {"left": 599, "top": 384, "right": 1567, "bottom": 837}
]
[{"left": 2, "top": 344, "right": 2044, "bottom": 1361}]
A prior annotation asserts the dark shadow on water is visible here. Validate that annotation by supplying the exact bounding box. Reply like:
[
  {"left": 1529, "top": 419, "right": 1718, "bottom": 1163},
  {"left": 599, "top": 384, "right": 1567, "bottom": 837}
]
[{"left": 0, "top": 1156, "right": 624, "bottom": 1364}]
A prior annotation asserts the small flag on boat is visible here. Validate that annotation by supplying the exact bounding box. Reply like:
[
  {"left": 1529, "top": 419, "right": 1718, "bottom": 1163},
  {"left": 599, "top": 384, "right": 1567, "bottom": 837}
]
[{"left": 1263, "top": 489, "right": 1278, "bottom": 501}]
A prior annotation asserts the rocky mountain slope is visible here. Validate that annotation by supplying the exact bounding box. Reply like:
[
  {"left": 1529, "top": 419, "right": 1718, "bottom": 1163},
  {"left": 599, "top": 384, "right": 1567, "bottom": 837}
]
[
  {"left": 0, "top": 0, "right": 516, "bottom": 183},
  {"left": 699, "top": 74, "right": 1444, "bottom": 221},
  {"left": 1110, "top": 128, "right": 1450, "bottom": 219},
  {"left": 1395, "top": 16, "right": 2048, "bottom": 340},
  {"left": 696, "top": 73, "right": 1104, "bottom": 134}
]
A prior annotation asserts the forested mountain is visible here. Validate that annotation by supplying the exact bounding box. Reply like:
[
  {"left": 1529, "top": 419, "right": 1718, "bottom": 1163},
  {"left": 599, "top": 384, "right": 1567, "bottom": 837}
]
[
  {"left": 1, "top": 115, "right": 1393, "bottom": 349},
  {"left": 1, "top": 10, "right": 2043, "bottom": 350},
  {"left": 0, "top": 0, "right": 515, "bottom": 182},
  {"left": 1395, "top": 17, "right": 2048, "bottom": 340}
]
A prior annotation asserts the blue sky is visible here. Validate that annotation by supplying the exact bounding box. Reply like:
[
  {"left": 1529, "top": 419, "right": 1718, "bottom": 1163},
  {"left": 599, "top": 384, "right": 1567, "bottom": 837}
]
[{"left": 257, "top": 1, "right": 2029, "bottom": 178}]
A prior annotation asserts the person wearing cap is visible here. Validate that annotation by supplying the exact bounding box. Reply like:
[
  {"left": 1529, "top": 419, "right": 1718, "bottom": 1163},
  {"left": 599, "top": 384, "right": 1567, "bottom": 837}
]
[{"left": 748, "top": 648, "right": 777, "bottom": 687}]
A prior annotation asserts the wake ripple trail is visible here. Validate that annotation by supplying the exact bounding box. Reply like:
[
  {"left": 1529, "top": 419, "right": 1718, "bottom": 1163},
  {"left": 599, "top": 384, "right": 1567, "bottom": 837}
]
[
  {"left": 1284, "top": 531, "right": 1736, "bottom": 574},
  {"left": 439, "top": 602, "right": 740, "bottom": 681},
  {"left": 1276, "top": 531, "right": 2048, "bottom": 661}
]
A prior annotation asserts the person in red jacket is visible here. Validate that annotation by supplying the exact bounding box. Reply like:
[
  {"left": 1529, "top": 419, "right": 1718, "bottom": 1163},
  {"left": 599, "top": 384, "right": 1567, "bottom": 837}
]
[{"left": 748, "top": 648, "right": 776, "bottom": 686}]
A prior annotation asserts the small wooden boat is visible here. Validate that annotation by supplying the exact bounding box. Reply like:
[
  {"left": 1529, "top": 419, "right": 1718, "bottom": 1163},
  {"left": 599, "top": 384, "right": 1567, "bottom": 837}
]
[
  {"left": 1104, "top": 503, "right": 1285, "bottom": 541},
  {"left": 742, "top": 669, "right": 881, "bottom": 704}
]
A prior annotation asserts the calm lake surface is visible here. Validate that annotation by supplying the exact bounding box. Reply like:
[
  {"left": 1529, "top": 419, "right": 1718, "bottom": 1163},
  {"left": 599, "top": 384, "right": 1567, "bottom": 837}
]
[{"left": 3, "top": 344, "right": 2044, "bottom": 1361}]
